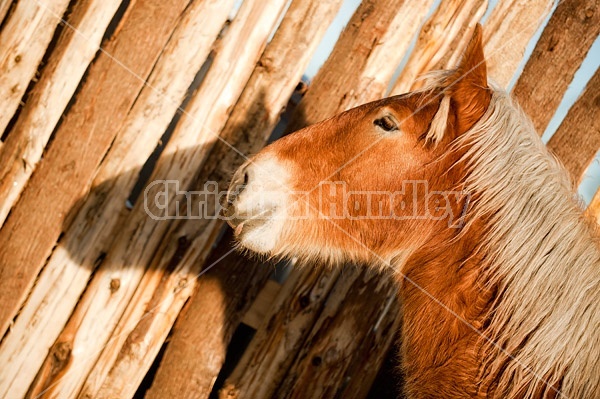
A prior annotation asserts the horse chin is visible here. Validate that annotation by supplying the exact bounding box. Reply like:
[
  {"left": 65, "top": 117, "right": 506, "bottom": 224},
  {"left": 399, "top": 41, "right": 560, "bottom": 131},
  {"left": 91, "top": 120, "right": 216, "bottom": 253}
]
[{"left": 231, "top": 217, "right": 285, "bottom": 256}]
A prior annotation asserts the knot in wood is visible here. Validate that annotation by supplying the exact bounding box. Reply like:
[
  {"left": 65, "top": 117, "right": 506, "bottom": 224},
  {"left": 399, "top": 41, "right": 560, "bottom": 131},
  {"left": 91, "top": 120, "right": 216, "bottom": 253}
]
[
  {"left": 110, "top": 278, "right": 121, "bottom": 293},
  {"left": 311, "top": 355, "right": 322, "bottom": 367},
  {"left": 53, "top": 341, "right": 72, "bottom": 362},
  {"left": 298, "top": 294, "right": 310, "bottom": 308}
]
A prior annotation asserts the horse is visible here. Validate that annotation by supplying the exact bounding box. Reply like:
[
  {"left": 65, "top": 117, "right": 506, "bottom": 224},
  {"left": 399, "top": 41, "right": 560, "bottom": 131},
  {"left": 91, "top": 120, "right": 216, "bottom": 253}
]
[{"left": 223, "top": 25, "right": 600, "bottom": 398}]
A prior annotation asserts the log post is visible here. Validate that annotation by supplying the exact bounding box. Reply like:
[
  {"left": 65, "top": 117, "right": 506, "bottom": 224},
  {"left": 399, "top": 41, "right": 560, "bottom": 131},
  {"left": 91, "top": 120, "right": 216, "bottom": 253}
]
[
  {"left": 0, "top": 0, "right": 123, "bottom": 228},
  {"left": 0, "top": 1, "right": 231, "bottom": 397},
  {"left": 0, "top": 0, "right": 191, "bottom": 344},
  {"left": 483, "top": 0, "right": 553, "bottom": 88},
  {"left": 391, "top": 0, "right": 488, "bottom": 95},
  {"left": 513, "top": 0, "right": 600, "bottom": 134},
  {"left": 547, "top": 68, "right": 600, "bottom": 185},
  {"left": 0, "top": 0, "right": 70, "bottom": 136},
  {"left": 27, "top": 0, "right": 289, "bottom": 397}
]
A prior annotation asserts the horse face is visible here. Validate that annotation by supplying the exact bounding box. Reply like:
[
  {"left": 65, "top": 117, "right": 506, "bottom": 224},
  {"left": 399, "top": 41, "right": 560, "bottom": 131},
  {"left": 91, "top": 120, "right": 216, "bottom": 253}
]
[
  {"left": 224, "top": 94, "right": 451, "bottom": 263},
  {"left": 225, "top": 25, "right": 490, "bottom": 265}
]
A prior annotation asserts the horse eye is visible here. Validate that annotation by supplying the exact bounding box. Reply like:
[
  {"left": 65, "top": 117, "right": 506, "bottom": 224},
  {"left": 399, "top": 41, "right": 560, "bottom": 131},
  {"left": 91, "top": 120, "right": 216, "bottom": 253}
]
[{"left": 374, "top": 115, "right": 398, "bottom": 132}]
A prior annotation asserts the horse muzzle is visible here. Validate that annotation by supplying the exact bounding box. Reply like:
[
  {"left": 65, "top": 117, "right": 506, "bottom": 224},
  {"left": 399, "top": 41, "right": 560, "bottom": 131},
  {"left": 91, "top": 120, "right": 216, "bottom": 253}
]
[{"left": 223, "top": 155, "right": 292, "bottom": 253}]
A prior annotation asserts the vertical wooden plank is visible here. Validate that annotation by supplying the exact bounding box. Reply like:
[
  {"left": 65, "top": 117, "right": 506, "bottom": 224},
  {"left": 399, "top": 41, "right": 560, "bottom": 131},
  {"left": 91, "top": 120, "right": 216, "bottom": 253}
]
[
  {"left": 0, "top": 0, "right": 192, "bottom": 342},
  {"left": 547, "top": 68, "right": 600, "bottom": 185},
  {"left": 0, "top": 0, "right": 124, "bottom": 227},
  {"left": 92, "top": 1, "right": 347, "bottom": 397},
  {"left": 142, "top": 2, "right": 344, "bottom": 397},
  {"left": 27, "top": 1, "right": 289, "bottom": 398},
  {"left": 391, "top": 0, "right": 488, "bottom": 95},
  {"left": 483, "top": 0, "right": 553, "bottom": 88},
  {"left": 143, "top": 233, "right": 274, "bottom": 399},
  {"left": 274, "top": 270, "right": 400, "bottom": 399},
  {"left": 0, "top": 0, "right": 14, "bottom": 26},
  {"left": 222, "top": 1, "right": 434, "bottom": 398},
  {"left": 0, "top": 0, "right": 70, "bottom": 134},
  {"left": 0, "top": 1, "right": 230, "bottom": 397},
  {"left": 513, "top": 0, "right": 600, "bottom": 134}
]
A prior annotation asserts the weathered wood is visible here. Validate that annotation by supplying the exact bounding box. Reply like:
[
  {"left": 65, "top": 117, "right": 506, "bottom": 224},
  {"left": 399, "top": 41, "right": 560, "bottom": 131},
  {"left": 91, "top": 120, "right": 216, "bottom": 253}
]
[
  {"left": 221, "top": 267, "right": 343, "bottom": 399},
  {"left": 286, "top": 0, "right": 434, "bottom": 132},
  {"left": 0, "top": 1, "right": 229, "bottom": 397},
  {"left": 0, "top": 0, "right": 70, "bottom": 135},
  {"left": 484, "top": 0, "right": 553, "bottom": 88},
  {"left": 391, "top": 0, "right": 488, "bottom": 95},
  {"left": 26, "top": 1, "right": 288, "bottom": 398},
  {"left": 223, "top": 1, "right": 434, "bottom": 398},
  {"left": 513, "top": 0, "right": 600, "bottom": 134},
  {"left": 274, "top": 271, "right": 401, "bottom": 399},
  {"left": 242, "top": 279, "right": 282, "bottom": 329},
  {"left": 97, "top": 1, "right": 343, "bottom": 397},
  {"left": 0, "top": 0, "right": 123, "bottom": 227},
  {"left": 0, "top": 0, "right": 191, "bottom": 341},
  {"left": 0, "top": 0, "right": 13, "bottom": 27},
  {"left": 143, "top": 232, "right": 273, "bottom": 399},
  {"left": 547, "top": 68, "right": 600, "bottom": 185}
]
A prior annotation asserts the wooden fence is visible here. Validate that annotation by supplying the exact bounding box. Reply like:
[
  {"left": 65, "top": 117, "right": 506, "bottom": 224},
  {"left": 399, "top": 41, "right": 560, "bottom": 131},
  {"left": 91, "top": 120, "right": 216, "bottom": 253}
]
[{"left": 0, "top": 0, "right": 598, "bottom": 398}]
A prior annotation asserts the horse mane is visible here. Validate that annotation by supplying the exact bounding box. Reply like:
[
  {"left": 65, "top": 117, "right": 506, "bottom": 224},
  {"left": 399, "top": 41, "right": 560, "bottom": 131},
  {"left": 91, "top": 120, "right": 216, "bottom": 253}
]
[{"left": 421, "top": 71, "right": 600, "bottom": 398}]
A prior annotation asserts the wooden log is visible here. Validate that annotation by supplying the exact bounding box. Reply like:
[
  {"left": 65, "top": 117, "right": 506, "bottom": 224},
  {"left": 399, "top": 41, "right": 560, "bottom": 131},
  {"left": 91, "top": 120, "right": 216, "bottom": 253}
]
[
  {"left": 0, "top": 0, "right": 13, "bottom": 27},
  {"left": 483, "top": 0, "right": 553, "bottom": 88},
  {"left": 390, "top": 0, "right": 488, "bottom": 95},
  {"left": 141, "top": 232, "right": 274, "bottom": 399},
  {"left": 0, "top": 0, "right": 191, "bottom": 342},
  {"left": 513, "top": 0, "right": 600, "bottom": 134},
  {"left": 273, "top": 270, "right": 401, "bottom": 399},
  {"left": 96, "top": 1, "right": 343, "bottom": 397},
  {"left": 0, "top": 1, "right": 230, "bottom": 397},
  {"left": 222, "top": 1, "right": 434, "bottom": 398},
  {"left": 27, "top": 1, "right": 288, "bottom": 397},
  {"left": 242, "top": 279, "right": 283, "bottom": 329},
  {"left": 220, "top": 267, "right": 343, "bottom": 399},
  {"left": 0, "top": 0, "right": 70, "bottom": 135},
  {"left": 0, "top": 0, "right": 123, "bottom": 227},
  {"left": 286, "top": 0, "right": 434, "bottom": 133},
  {"left": 547, "top": 68, "right": 600, "bottom": 185}
]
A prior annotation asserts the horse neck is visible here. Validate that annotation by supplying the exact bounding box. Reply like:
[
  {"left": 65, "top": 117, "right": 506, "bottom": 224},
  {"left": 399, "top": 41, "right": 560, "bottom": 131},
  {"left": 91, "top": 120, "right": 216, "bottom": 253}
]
[{"left": 396, "top": 89, "right": 600, "bottom": 397}]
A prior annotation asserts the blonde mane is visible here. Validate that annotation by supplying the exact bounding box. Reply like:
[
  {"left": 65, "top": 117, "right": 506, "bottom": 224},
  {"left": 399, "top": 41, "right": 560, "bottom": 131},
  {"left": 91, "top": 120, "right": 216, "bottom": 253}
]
[{"left": 434, "top": 79, "right": 600, "bottom": 397}]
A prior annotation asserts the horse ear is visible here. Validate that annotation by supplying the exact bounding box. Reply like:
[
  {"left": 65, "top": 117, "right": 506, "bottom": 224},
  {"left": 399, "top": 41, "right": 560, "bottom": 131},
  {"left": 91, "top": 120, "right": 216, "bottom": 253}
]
[{"left": 446, "top": 23, "right": 491, "bottom": 135}]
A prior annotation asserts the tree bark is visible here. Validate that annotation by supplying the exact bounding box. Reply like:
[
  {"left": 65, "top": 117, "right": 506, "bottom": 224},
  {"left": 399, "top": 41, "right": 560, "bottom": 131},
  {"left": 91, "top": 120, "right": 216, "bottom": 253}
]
[
  {"left": 0, "top": 1, "right": 230, "bottom": 397},
  {"left": 0, "top": 0, "right": 191, "bottom": 344},
  {"left": 484, "top": 0, "right": 553, "bottom": 88},
  {"left": 513, "top": 0, "right": 600, "bottom": 134},
  {"left": 0, "top": 0, "right": 123, "bottom": 228},
  {"left": 391, "top": 0, "right": 488, "bottom": 95},
  {"left": 547, "top": 68, "right": 600, "bottom": 185}
]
